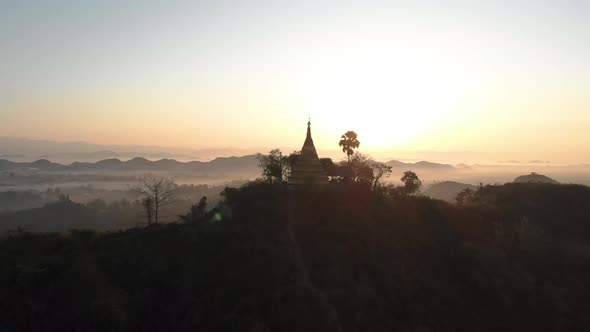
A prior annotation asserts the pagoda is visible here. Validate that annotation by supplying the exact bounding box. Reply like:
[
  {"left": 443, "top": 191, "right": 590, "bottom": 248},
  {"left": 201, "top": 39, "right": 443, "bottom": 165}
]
[{"left": 288, "top": 120, "right": 329, "bottom": 185}]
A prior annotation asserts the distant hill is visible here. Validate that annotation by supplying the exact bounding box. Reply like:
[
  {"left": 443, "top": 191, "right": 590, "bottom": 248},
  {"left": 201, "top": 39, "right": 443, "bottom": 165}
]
[
  {"left": 385, "top": 160, "right": 455, "bottom": 170},
  {"left": 0, "top": 137, "right": 256, "bottom": 163},
  {"left": 514, "top": 172, "right": 559, "bottom": 184},
  {"left": 0, "top": 155, "right": 260, "bottom": 175},
  {"left": 0, "top": 199, "right": 145, "bottom": 232},
  {"left": 455, "top": 163, "right": 472, "bottom": 169},
  {"left": 0, "top": 200, "right": 101, "bottom": 232},
  {"left": 424, "top": 181, "right": 477, "bottom": 202},
  {"left": 0, "top": 156, "right": 459, "bottom": 177}
]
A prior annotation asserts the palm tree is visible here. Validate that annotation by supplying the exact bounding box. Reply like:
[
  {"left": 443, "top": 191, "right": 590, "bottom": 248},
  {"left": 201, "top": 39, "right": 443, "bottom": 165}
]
[{"left": 338, "top": 131, "right": 360, "bottom": 163}]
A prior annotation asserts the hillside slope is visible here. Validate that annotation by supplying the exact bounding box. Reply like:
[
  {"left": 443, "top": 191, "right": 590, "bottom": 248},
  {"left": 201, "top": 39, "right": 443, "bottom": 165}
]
[{"left": 1, "top": 183, "right": 590, "bottom": 331}]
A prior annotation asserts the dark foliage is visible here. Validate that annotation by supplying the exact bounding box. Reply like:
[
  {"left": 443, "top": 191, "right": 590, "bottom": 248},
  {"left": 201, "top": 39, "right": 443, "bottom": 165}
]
[
  {"left": 1, "top": 182, "right": 590, "bottom": 331},
  {"left": 257, "top": 149, "right": 288, "bottom": 183}
]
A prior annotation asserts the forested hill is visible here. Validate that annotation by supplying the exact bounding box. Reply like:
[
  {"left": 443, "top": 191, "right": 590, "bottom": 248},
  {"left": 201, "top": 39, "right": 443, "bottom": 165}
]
[
  {"left": 514, "top": 172, "right": 559, "bottom": 184},
  {"left": 1, "top": 182, "right": 590, "bottom": 331}
]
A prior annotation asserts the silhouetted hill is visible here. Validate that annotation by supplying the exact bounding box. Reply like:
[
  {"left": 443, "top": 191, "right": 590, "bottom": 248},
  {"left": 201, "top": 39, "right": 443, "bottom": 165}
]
[
  {"left": 424, "top": 181, "right": 477, "bottom": 202},
  {"left": 0, "top": 200, "right": 101, "bottom": 232},
  {"left": 0, "top": 159, "right": 18, "bottom": 170},
  {"left": 385, "top": 159, "right": 455, "bottom": 170},
  {"left": 465, "top": 182, "right": 590, "bottom": 243},
  {"left": 96, "top": 158, "right": 124, "bottom": 168},
  {"left": 0, "top": 200, "right": 141, "bottom": 232},
  {"left": 514, "top": 172, "right": 559, "bottom": 184},
  {"left": 1, "top": 182, "right": 590, "bottom": 331}
]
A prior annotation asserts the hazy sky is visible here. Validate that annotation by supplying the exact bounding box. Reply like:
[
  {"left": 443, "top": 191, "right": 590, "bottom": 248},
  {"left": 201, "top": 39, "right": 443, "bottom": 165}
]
[{"left": 1, "top": 0, "right": 589, "bottom": 163}]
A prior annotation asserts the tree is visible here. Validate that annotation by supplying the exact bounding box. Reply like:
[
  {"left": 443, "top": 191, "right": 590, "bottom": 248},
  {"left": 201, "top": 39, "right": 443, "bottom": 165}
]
[
  {"left": 180, "top": 196, "right": 208, "bottom": 223},
  {"left": 135, "top": 176, "right": 176, "bottom": 224},
  {"left": 332, "top": 153, "right": 391, "bottom": 187},
  {"left": 339, "top": 131, "right": 360, "bottom": 163},
  {"left": 455, "top": 187, "right": 475, "bottom": 206},
  {"left": 285, "top": 151, "right": 301, "bottom": 178},
  {"left": 257, "top": 149, "right": 287, "bottom": 183},
  {"left": 335, "top": 152, "right": 374, "bottom": 184},
  {"left": 320, "top": 158, "right": 336, "bottom": 176},
  {"left": 400, "top": 171, "right": 422, "bottom": 196},
  {"left": 371, "top": 162, "right": 392, "bottom": 190}
]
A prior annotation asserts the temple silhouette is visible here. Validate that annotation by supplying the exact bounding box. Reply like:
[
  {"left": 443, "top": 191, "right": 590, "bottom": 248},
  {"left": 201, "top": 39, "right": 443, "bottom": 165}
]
[{"left": 288, "top": 120, "right": 329, "bottom": 185}]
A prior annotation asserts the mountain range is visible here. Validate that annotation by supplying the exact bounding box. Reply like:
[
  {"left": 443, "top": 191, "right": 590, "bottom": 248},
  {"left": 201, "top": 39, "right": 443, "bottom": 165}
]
[
  {"left": 385, "top": 160, "right": 456, "bottom": 170},
  {"left": 0, "top": 156, "right": 260, "bottom": 174},
  {"left": 0, "top": 137, "right": 256, "bottom": 163},
  {"left": 0, "top": 155, "right": 464, "bottom": 179}
]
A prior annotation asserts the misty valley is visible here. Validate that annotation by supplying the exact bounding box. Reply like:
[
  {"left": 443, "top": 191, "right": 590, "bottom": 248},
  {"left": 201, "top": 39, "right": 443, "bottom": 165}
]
[
  {"left": 1, "top": 145, "right": 590, "bottom": 331},
  {"left": 1, "top": 153, "right": 589, "bottom": 233}
]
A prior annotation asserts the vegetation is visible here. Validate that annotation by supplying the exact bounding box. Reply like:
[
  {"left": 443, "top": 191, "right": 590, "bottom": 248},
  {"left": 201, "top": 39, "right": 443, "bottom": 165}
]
[
  {"left": 0, "top": 184, "right": 229, "bottom": 233},
  {"left": 2, "top": 130, "right": 590, "bottom": 331},
  {"left": 257, "top": 149, "right": 288, "bottom": 183},
  {"left": 135, "top": 176, "right": 176, "bottom": 224},
  {"left": 455, "top": 187, "right": 475, "bottom": 205},
  {"left": 178, "top": 196, "right": 208, "bottom": 223},
  {"left": 514, "top": 172, "right": 559, "bottom": 184},
  {"left": 259, "top": 143, "right": 391, "bottom": 188},
  {"left": 1, "top": 181, "right": 590, "bottom": 331},
  {"left": 338, "top": 131, "right": 360, "bottom": 163},
  {"left": 399, "top": 170, "right": 422, "bottom": 195},
  {"left": 370, "top": 160, "right": 393, "bottom": 189}
]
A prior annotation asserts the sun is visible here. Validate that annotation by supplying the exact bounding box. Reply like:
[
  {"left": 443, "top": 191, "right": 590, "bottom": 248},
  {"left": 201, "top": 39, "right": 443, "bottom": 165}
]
[
  {"left": 288, "top": 36, "right": 462, "bottom": 151},
  {"left": 297, "top": 72, "right": 456, "bottom": 150}
]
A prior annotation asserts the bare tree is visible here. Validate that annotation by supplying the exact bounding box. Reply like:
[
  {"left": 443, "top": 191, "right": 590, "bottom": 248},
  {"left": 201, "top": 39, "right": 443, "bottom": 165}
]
[{"left": 135, "top": 176, "right": 176, "bottom": 224}]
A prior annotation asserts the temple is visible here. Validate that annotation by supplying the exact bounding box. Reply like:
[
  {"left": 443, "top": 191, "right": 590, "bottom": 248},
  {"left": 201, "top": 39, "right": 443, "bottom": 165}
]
[{"left": 288, "top": 120, "right": 329, "bottom": 185}]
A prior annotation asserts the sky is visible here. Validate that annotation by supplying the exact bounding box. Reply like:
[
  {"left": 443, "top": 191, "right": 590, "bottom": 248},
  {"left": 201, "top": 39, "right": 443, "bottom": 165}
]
[{"left": 1, "top": 0, "right": 589, "bottom": 163}]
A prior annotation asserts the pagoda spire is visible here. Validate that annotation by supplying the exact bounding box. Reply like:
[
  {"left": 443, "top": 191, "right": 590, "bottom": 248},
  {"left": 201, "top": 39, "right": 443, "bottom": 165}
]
[
  {"left": 302, "top": 118, "right": 317, "bottom": 157},
  {"left": 288, "top": 118, "right": 328, "bottom": 185}
]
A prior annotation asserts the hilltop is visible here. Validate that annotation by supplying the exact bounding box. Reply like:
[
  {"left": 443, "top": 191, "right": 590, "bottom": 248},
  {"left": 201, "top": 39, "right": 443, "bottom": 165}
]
[
  {"left": 514, "top": 172, "right": 559, "bottom": 184},
  {"left": 1, "top": 182, "right": 590, "bottom": 331}
]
